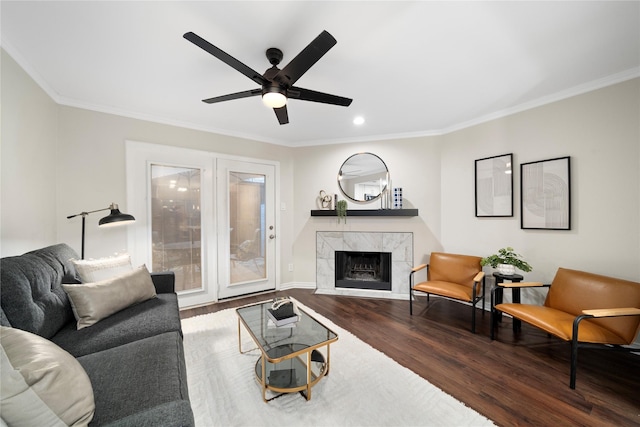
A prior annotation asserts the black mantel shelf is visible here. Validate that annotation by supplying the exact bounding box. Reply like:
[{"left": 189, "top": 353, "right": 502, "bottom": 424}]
[{"left": 310, "top": 209, "right": 419, "bottom": 217}]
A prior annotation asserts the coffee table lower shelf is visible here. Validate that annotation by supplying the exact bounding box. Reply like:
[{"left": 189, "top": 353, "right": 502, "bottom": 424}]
[{"left": 255, "top": 343, "right": 327, "bottom": 402}]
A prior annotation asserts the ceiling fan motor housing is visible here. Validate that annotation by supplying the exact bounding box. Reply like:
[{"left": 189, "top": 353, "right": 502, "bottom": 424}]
[
  {"left": 262, "top": 84, "right": 286, "bottom": 98},
  {"left": 262, "top": 63, "right": 288, "bottom": 99},
  {"left": 266, "top": 48, "right": 283, "bottom": 66}
]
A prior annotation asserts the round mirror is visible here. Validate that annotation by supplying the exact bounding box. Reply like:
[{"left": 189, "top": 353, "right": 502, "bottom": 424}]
[{"left": 338, "top": 152, "right": 389, "bottom": 203}]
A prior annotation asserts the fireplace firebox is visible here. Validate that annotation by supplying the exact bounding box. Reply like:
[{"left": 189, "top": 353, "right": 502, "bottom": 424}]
[{"left": 335, "top": 251, "right": 391, "bottom": 291}]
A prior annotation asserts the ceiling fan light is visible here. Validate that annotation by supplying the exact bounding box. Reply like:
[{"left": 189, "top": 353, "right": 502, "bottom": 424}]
[{"left": 262, "top": 91, "right": 287, "bottom": 108}]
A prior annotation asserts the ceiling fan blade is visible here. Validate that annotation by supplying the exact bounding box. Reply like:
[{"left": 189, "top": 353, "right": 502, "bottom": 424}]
[
  {"left": 274, "top": 30, "right": 336, "bottom": 87},
  {"left": 274, "top": 105, "right": 289, "bottom": 125},
  {"left": 184, "top": 32, "right": 268, "bottom": 87},
  {"left": 202, "top": 88, "right": 262, "bottom": 104},
  {"left": 288, "top": 87, "right": 352, "bottom": 106}
]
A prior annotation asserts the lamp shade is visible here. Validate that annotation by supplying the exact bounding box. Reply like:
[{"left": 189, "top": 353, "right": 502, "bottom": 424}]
[
  {"left": 262, "top": 92, "right": 287, "bottom": 108},
  {"left": 262, "top": 85, "right": 287, "bottom": 108},
  {"left": 99, "top": 204, "right": 135, "bottom": 227}
]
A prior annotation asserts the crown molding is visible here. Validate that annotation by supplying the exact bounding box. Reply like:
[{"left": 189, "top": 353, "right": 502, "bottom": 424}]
[{"left": 4, "top": 38, "right": 637, "bottom": 148}]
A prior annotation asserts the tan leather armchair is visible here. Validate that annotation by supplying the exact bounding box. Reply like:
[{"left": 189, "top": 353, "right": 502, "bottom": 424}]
[
  {"left": 410, "top": 252, "right": 485, "bottom": 333},
  {"left": 491, "top": 267, "right": 640, "bottom": 389}
]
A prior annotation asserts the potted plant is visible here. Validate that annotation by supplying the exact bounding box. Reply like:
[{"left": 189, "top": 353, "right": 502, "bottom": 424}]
[
  {"left": 336, "top": 200, "right": 347, "bottom": 223},
  {"left": 481, "top": 247, "right": 532, "bottom": 275}
]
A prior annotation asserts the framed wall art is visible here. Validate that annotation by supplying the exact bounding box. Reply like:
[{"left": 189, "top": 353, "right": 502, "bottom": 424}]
[
  {"left": 475, "top": 153, "right": 513, "bottom": 217},
  {"left": 520, "top": 156, "right": 571, "bottom": 230}
]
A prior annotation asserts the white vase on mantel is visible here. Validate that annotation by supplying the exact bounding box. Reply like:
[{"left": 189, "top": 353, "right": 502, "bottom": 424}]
[{"left": 497, "top": 264, "right": 516, "bottom": 275}]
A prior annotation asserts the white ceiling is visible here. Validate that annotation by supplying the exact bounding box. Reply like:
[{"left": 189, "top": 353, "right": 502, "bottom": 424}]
[{"left": 2, "top": 1, "right": 639, "bottom": 147}]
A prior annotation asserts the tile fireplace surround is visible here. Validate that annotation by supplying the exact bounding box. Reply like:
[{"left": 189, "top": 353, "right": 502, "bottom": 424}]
[{"left": 316, "top": 231, "right": 413, "bottom": 299}]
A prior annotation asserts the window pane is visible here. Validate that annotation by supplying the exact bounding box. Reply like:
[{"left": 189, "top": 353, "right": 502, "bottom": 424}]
[
  {"left": 150, "top": 165, "right": 202, "bottom": 292},
  {"left": 230, "top": 172, "right": 265, "bottom": 284}
]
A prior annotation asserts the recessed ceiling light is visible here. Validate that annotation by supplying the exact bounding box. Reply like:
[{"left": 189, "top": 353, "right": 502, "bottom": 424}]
[{"left": 353, "top": 116, "right": 365, "bottom": 125}]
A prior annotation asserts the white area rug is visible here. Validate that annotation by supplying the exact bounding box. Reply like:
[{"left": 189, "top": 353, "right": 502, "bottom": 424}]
[{"left": 181, "top": 301, "right": 495, "bottom": 427}]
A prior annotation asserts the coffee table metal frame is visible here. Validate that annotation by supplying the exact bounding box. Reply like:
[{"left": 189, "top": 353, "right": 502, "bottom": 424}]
[{"left": 236, "top": 300, "right": 338, "bottom": 402}]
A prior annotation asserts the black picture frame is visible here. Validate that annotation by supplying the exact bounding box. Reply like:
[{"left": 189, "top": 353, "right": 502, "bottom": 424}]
[
  {"left": 475, "top": 153, "right": 513, "bottom": 217},
  {"left": 520, "top": 156, "right": 571, "bottom": 230}
]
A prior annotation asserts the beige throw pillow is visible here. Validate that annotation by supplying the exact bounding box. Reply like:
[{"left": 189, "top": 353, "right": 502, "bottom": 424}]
[
  {"left": 63, "top": 265, "right": 157, "bottom": 330},
  {"left": 71, "top": 253, "right": 133, "bottom": 283},
  {"left": 0, "top": 326, "right": 95, "bottom": 426}
]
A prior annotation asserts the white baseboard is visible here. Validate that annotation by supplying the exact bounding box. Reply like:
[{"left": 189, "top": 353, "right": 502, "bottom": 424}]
[
  {"left": 278, "top": 281, "right": 316, "bottom": 291},
  {"left": 279, "top": 281, "right": 409, "bottom": 300},
  {"left": 315, "top": 287, "right": 409, "bottom": 300}
]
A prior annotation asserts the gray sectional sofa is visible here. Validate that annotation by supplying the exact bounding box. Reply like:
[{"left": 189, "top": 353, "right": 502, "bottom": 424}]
[{"left": 0, "top": 244, "right": 194, "bottom": 426}]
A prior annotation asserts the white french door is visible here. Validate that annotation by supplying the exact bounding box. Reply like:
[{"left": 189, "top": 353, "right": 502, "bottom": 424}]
[
  {"left": 126, "top": 141, "right": 278, "bottom": 307},
  {"left": 216, "top": 159, "right": 277, "bottom": 299}
]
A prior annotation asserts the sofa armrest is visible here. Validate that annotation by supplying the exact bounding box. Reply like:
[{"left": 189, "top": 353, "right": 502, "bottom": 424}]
[{"left": 151, "top": 272, "right": 176, "bottom": 294}]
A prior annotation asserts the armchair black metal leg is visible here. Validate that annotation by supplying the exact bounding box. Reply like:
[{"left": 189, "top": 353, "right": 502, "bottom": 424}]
[
  {"left": 471, "top": 302, "right": 476, "bottom": 334},
  {"left": 490, "top": 288, "right": 498, "bottom": 339},
  {"left": 490, "top": 308, "right": 496, "bottom": 340},
  {"left": 409, "top": 272, "right": 413, "bottom": 315},
  {"left": 570, "top": 316, "right": 586, "bottom": 389},
  {"left": 410, "top": 289, "right": 413, "bottom": 315},
  {"left": 570, "top": 338, "right": 578, "bottom": 389}
]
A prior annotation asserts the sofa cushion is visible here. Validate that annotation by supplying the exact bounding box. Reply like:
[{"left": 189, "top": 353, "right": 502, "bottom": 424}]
[
  {"left": 0, "top": 244, "right": 79, "bottom": 338},
  {"left": 51, "top": 293, "right": 182, "bottom": 357},
  {"left": 148, "top": 272, "right": 176, "bottom": 294},
  {"left": 63, "top": 266, "right": 157, "bottom": 330},
  {"left": 0, "top": 326, "right": 95, "bottom": 426},
  {"left": 71, "top": 253, "right": 133, "bottom": 283},
  {"left": 77, "top": 331, "right": 193, "bottom": 427}
]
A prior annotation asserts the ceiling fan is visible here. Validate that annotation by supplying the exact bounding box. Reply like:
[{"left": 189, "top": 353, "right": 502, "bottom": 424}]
[{"left": 183, "top": 30, "right": 352, "bottom": 125}]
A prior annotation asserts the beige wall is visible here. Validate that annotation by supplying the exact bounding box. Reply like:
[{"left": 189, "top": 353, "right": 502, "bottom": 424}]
[
  {"left": 55, "top": 106, "right": 295, "bottom": 277},
  {"left": 1, "top": 50, "right": 58, "bottom": 256},
  {"left": 291, "top": 79, "right": 640, "bottom": 287},
  {"left": 291, "top": 138, "right": 442, "bottom": 284},
  {"left": 1, "top": 48, "right": 296, "bottom": 284},
  {"left": 2, "top": 46, "right": 639, "bottom": 292},
  {"left": 440, "top": 79, "right": 640, "bottom": 284}
]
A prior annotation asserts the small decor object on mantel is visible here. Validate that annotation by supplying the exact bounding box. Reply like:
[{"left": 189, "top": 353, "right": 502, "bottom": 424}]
[
  {"left": 336, "top": 200, "right": 347, "bottom": 223},
  {"left": 481, "top": 247, "right": 532, "bottom": 275},
  {"left": 318, "top": 190, "right": 333, "bottom": 209},
  {"left": 393, "top": 187, "right": 403, "bottom": 209}
]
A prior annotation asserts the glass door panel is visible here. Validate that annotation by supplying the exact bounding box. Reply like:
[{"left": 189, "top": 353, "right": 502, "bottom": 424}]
[
  {"left": 150, "top": 164, "right": 202, "bottom": 292},
  {"left": 230, "top": 172, "right": 266, "bottom": 284},
  {"left": 217, "top": 159, "right": 276, "bottom": 299}
]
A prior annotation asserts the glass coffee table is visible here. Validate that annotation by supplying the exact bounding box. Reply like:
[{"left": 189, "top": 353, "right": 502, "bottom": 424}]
[{"left": 236, "top": 300, "right": 338, "bottom": 402}]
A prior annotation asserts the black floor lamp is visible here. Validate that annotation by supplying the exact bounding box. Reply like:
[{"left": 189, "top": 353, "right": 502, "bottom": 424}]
[{"left": 66, "top": 203, "right": 135, "bottom": 259}]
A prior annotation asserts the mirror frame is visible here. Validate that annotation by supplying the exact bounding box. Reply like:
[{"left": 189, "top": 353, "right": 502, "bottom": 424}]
[{"left": 337, "top": 152, "right": 389, "bottom": 203}]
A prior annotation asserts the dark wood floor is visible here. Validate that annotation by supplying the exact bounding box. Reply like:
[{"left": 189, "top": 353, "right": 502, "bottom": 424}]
[{"left": 181, "top": 289, "right": 640, "bottom": 426}]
